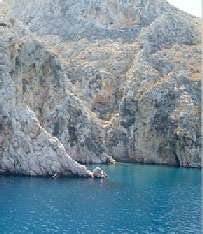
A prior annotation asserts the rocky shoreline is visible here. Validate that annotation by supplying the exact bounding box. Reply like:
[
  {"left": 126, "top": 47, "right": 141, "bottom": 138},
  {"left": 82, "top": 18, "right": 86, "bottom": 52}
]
[{"left": 0, "top": 0, "right": 201, "bottom": 177}]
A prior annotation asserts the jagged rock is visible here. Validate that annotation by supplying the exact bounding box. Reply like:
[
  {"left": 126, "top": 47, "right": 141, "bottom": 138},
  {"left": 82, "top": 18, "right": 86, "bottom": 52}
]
[
  {"left": 6, "top": 0, "right": 171, "bottom": 42},
  {"left": 100, "top": 152, "right": 116, "bottom": 164},
  {"left": 0, "top": 33, "right": 107, "bottom": 177},
  {"left": 92, "top": 167, "right": 107, "bottom": 178},
  {"left": 105, "top": 44, "right": 201, "bottom": 167},
  {"left": 140, "top": 12, "right": 200, "bottom": 55},
  {"left": 0, "top": 29, "right": 112, "bottom": 164},
  {"left": 0, "top": 0, "right": 201, "bottom": 170},
  {"left": 1, "top": 104, "right": 93, "bottom": 177}
]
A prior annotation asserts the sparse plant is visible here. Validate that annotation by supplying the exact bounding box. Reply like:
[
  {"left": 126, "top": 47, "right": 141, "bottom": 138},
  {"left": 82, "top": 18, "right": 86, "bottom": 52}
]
[
  {"left": 167, "top": 12, "right": 174, "bottom": 20},
  {"left": 9, "top": 18, "right": 15, "bottom": 27}
]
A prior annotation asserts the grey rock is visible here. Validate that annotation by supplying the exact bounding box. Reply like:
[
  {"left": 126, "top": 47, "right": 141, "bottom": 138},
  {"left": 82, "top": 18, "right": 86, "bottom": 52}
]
[
  {"left": 92, "top": 167, "right": 107, "bottom": 178},
  {"left": 0, "top": 0, "right": 201, "bottom": 172}
]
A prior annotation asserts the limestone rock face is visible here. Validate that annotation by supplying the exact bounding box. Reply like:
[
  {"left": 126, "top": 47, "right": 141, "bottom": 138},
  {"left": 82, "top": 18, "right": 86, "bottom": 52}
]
[
  {"left": 140, "top": 13, "right": 200, "bottom": 55},
  {"left": 5, "top": 0, "right": 173, "bottom": 120},
  {"left": 42, "top": 92, "right": 113, "bottom": 164},
  {"left": 7, "top": 37, "right": 111, "bottom": 164},
  {"left": 0, "top": 0, "right": 201, "bottom": 170},
  {"left": 0, "top": 17, "right": 107, "bottom": 176},
  {"left": 105, "top": 14, "right": 201, "bottom": 167},
  {"left": 0, "top": 7, "right": 112, "bottom": 165},
  {"left": 6, "top": 0, "right": 171, "bottom": 41},
  {"left": 1, "top": 104, "right": 93, "bottom": 177}
]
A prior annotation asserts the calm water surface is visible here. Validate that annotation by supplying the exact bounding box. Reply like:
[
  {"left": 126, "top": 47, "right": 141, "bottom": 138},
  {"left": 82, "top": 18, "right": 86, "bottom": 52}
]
[{"left": 0, "top": 163, "right": 201, "bottom": 233}]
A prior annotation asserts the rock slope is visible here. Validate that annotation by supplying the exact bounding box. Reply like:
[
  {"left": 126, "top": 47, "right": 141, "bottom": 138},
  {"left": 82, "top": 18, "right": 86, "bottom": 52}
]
[
  {"left": 0, "top": 0, "right": 201, "bottom": 170},
  {"left": 105, "top": 13, "right": 201, "bottom": 167},
  {"left": 0, "top": 6, "right": 108, "bottom": 177}
]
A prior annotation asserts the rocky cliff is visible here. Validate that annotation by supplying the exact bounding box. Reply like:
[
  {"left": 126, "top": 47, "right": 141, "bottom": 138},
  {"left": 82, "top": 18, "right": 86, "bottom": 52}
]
[
  {"left": 0, "top": 0, "right": 201, "bottom": 173},
  {"left": 0, "top": 2, "right": 109, "bottom": 177}
]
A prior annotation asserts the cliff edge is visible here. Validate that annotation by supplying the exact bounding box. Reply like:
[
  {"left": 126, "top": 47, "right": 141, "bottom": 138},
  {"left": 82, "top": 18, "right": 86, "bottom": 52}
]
[{"left": 0, "top": 0, "right": 201, "bottom": 172}]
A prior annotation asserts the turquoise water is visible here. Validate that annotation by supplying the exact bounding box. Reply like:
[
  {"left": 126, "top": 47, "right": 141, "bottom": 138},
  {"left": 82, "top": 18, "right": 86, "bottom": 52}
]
[{"left": 0, "top": 163, "right": 201, "bottom": 233}]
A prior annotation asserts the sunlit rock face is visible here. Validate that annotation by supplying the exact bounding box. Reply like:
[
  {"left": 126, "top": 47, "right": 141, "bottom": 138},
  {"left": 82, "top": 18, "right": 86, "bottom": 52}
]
[
  {"left": 6, "top": 0, "right": 171, "bottom": 41},
  {"left": 0, "top": 0, "right": 201, "bottom": 169},
  {"left": 0, "top": 9, "right": 109, "bottom": 176},
  {"left": 5, "top": 37, "right": 111, "bottom": 164},
  {"left": 0, "top": 38, "right": 93, "bottom": 177},
  {"left": 5, "top": 0, "right": 172, "bottom": 120},
  {"left": 105, "top": 13, "right": 201, "bottom": 167}
]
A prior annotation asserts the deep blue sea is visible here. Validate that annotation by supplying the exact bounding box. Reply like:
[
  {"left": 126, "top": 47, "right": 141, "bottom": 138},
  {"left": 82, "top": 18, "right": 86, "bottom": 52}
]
[{"left": 0, "top": 163, "right": 201, "bottom": 233}]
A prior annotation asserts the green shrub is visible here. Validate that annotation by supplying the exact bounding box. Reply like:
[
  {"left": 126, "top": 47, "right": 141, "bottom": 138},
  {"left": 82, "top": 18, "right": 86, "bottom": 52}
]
[
  {"left": 53, "top": 122, "right": 60, "bottom": 136},
  {"left": 9, "top": 18, "right": 15, "bottom": 27}
]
